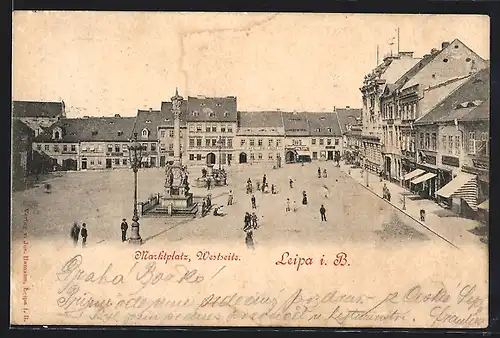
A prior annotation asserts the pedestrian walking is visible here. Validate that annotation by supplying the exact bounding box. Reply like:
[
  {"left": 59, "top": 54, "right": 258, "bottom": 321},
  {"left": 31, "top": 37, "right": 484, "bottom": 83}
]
[
  {"left": 244, "top": 212, "right": 252, "bottom": 231},
  {"left": 80, "top": 223, "right": 88, "bottom": 247},
  {"left": 262, "top": 174, "right": 267, "bottom": 192},
  {"left": 227, "top": 190, "right": 233, "bottom": 205},
  {"left": 289, "top": 178, "right": 294, "bottom": 188},
  {"left": 320, "top": 205, "right": 327, "bottom": 221},
  {"left": 387, "top": 190, "right": 391, "bottom": 202},
  {"left": 251, "top": 194, "right": 257, "bottom": 209},
  {"left": 382, "top": 183, "right": 388, "bottom": 200},
  {"left": 264, "top": 183, "right": 269, "bottom": 194},
  {"left": 293, "top": 200, "right": 298, "bottom": 212},
  {"left": 251, "top": 212, "right": 258, "bottom": 229},
  {"left": 302, "top": 191, "right": 308, "bottom": 205},
  {"left": 245, "top": 230, "right": 255, "bottom": 250},
  {"left": 271, "top": 184, "right": 276, "bottom": 194},
  {"left": 256, "top": 180, "right": 261, "bottom": 192},
  {"left": 317, "top": 167, "right": 321, "bottom": 178},
  {"left": 206, "top": 178, "right": 212, "bottom": 190},
  {"left": 323, "top": 185, "right": 329, "bottom": 199},
  {"left": 323, "top": 169, "right": 328, "bottom": 178},
  {"left": 70, "top": 222, "right": 80, "bottom": 246},
  {"left": 121, "top": 218, "right": 128, "bottom": 242},
  {"left": 286, "top": 198, "right": 291, "bottom": 212}
]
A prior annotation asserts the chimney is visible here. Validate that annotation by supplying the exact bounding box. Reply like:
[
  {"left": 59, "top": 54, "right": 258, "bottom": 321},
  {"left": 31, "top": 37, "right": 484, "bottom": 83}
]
[
  {"left": 398, "top": 51, "right": 414, "bottom": 58},
  {"left": 430, "top": 48, "right": 439, "bottom": 55},
  {"left": 346, "top": 105, "right": 350, "bottom": 109},
  {"left": 114, "top": 114, "right": 121, "bottom": 117},
  {"left": 149, "top": 108, "right": 153, "bottom": 112},
  {"left": 423, "top": 54, "right": 431, "bottom": 59},
  {"left": 441, "top": 41, "right": 450, "bottom": 49}
]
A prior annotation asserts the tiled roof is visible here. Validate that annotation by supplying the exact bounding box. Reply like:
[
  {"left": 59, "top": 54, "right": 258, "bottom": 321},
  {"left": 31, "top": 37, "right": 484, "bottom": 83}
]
[
  {"left": 238, "top": 111, "right": 284, "bottom": 128},
  {"left": 415, "top": 68, "right": 489, "bottom": 124},
  {"left": 12, "top": 119, "right": 35, "bottom": 143},
  {"left": 307, "top": 112, "right": 342, "bottom": 137},
  {"left": 335, "top": 108, "right": 362, "bottom": 134},
  {"left": 13, "top": 100, "right": 65, "bottom": 118},
  {"left": 186, "top": 96, "right": 237, "bottom": 122},
  {"left": 282, "top": 112, "right": 310, "bottom": 136},
  {"left": 160, "top": 100, "right": 188, "bottom": 125},
  {"left": 459, "top": 99, "right": 489, "bottom": 121},
  {"left": 34, "top": 117, "right": 136, "bottom": 143}
]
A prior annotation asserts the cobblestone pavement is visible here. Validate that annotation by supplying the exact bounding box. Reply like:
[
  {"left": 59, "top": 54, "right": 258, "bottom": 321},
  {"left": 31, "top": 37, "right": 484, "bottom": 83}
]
[{"left": 12, "top": 161, "right": 481, "bottom": 252}]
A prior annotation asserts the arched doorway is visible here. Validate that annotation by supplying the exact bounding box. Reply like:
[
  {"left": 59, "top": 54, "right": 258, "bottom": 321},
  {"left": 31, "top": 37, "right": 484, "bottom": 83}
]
[
  {"left": 239, "top": 152, "right": 247, "bottom": 164},
  {"left": 206, "top": 152, "right": 216, "bottom": 165},
  {"left": 63, "top": 158, "right": 77, "bottom": 171},
  {"left": 285, "top": 150, "right": 296, "bottom": 163}
]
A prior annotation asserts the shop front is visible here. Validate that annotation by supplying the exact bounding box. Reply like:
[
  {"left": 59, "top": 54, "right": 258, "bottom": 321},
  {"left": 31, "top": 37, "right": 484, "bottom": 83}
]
[{"left": 285, "top": 146, "right": 311, "bottom": 163}]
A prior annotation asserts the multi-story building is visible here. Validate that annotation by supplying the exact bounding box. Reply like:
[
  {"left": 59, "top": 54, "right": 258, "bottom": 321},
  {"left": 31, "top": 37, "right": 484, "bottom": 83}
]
[
  {"left": 411, "top": 68, "right": 489, "bottom": 217},
  {"left": 236, "top": 111, "right": 285, "bottom": 164},
  {"left": 335, "top": 106, "right": 362, "bottom": 162},
  {"left": 308, "top": 113, "right": 343, "bottom": 161},
  {"left": 12, "top": 120, "right": 35, "bottom": 186},
  {"left": 185, "top": 95, "right": 238, "bottom": 167},
  {"left": 360, "top": 51, "right": 422, "bottom": 174},
  {"left": 158, "top": 101, "right": 188, "bottom": 167},
  {"left": 33, "top": 116, "right": 135, "bottom": 171},
  {"left": 13, "top": 100, "right": 66, "bottom": 136},
  {"left": 282, "top": 112, "right": 312, "bottom": 163},
  {"left": 381, "top": 39, "right": 488, "bottom": 182}
]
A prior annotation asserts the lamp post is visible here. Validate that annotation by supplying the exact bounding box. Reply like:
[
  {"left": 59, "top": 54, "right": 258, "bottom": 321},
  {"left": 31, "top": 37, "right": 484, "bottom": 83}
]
[
  {"left": 128, "top": 133, "right": 145, "bottom": 245},
  {"left": 217, "top": 135, "right": 223, "bottom": 171},
  {"left": 365, "top": 158, "right": 369, "bottom": 187}
]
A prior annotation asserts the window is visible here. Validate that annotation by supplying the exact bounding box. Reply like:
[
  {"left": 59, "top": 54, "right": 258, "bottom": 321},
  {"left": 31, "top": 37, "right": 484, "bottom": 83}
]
[
  {"left": 196, "top": 138, "right": 202, "bottom": 147},
  {"left": 142, "top": 143, "right": 148, "bottom": 151},
  {"left": 53, "top": 145, "right": 59, "bottom": 152},
  {"left": 312, "top": 139, "right": 316, "bottom": 145},
  {"left": 192, "top": 111, "right": 199, "bottom": 116},
  {"left": 212, "top": 139, "right": 217, "bottom": 147},
  {"left": 327, "top": 139, "right": 332, "bottom": 145},
  {"left": 250, "top": 153, "right": 255, "bottom": 160},
  {"left": 115, "top": 159, "right": 120, "bottom": 165},
  {"left": 316, "top": 128, "right": 321, "bottom": 132},
  {"left": 168, "top": 144, "right": 174, "bottom": 151},
  {"left": 168, "top": 130, "right": 174, "bottom": 138},
  {"left": 431, "top": 133, "right": 437, "bottom": 150},
  {"left": 90, "top": 160, "right": 94, "bottom": 165},
  {"left": 455, "top": 136, "right": 460, "bottom": 155},
  {"left": 335, "top": 139, "right": 339, "bottom": 146},
  {"left": 319, "top": 139, "right": 324, "bottom": 146},
  {"left": 142, "top": 129, "right": 149, "bottom": 137},
  {"left": 227, "top": 138, "right": 233, "bottom": 148},
  {"left": 36, "top": 144, "right": 41, "bottom": 151},
  {"left": 268, "top": 139, "right": 273, "bottom": 147},
  {"left": 151, "top": 143, "right": 157, "bottom": 152},
  {"left": 206, "top": 125, "right": 211, "bottom": 133},
  {"left": 189, "top": 154, "right": 195, "bottom": 160},
  {"left": 468, "top": 131, "right": 476, "bottom": 153},
  {"left": 448, "top": 136, "right": 453, "bottom": 154},
  {"left": 221, "top": 125, "right": 226, "bottom": 133},
  {"left": 206, "top": 139, "right": 211, "bottom": 147},
  {"left": 189, "top": 125, "right": 195, "bottom": 132},
  {"left": 98, "top": 160, "right": 102, "bottom": 165},
  {"left": 240, "top": 139, "right": 246, "bottom": 147},
  {"left": 258, "top": 139, "right": 263, "bottom": 147},
  {"left": 425, "top": 133, "right": 430, "bottom": 149},
  {"left": 63, "top": 145, "right": 68, "bottom": 152},
  {"left": 107, "top": 144, "right": 113, "bottom": 152},
  {"left": 189, "top": 138, "right": 195, "bottom": 148},
  {"left": 276, "top": 139, "right": 281, "bottom": 147},
  {"left": 197, "top": 154, "right": 202, "bottom": 161},
  {"left": 123, "top": 159, "right": 127, "bottom": 166},
  {"left": 268, "top": 153, "right": 273, "bottom": 160},
  {"left": 160, "top": 130, "right": 166, "bottom": 138},
  {"left": 250, "top": 139, "right": 255, "bottom": 146},
  {"left": 258, "top": 153, "right": 263, "bottom": 160},
  {"left": 212, "top": 125, "right": 217, "bottom": 132},
  {"left": 419, "top": 133, "right": 424, "bottom": 149},
  {"left": 196, "top": 124, "right": 202, "bottom": 132},
  {"left": 312, "top": 152, "right": 318, "bottom": 160},
  {"left": 327, "top": 128, "right": 332, "bottom": 133},
  {"left": 44, "top": 145, "right": 49, "bottom": 151},
  {"left": 442, "top": 135, "right": 448, "bottom": 153},
  {"left": 228, "top": 125, "right": 233, "bottom": 133},
  {"left": 71, "top": 144, "right": 76, "bottom": 152},
  {"left": 115, "top": 144, "right": 120, "bottom": 152}
]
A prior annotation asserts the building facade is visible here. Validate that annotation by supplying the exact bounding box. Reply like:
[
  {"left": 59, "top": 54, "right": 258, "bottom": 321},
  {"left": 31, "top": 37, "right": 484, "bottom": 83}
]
[
  {"left": 236, "top": 111, "right": 285, "bottom": 165},
  {"left": 12, "top": 120, "right": 35, "bottom": 186}
]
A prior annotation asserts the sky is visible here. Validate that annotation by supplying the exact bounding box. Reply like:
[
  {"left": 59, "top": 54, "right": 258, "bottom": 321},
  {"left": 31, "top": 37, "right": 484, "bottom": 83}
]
[{"left": 12, "top": 12, "right": 489, "bottom": 117}]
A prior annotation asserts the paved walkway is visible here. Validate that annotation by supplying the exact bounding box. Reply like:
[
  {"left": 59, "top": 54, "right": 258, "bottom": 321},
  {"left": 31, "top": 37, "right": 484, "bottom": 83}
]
[{"left": 339, "top": 162, "right": 484, "bottom": 249}]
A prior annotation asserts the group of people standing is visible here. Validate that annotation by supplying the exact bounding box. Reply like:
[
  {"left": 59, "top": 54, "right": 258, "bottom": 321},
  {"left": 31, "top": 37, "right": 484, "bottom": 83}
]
[
  {"left": 317, "top": 167, "right": 328, "bottom": 178},
  {"left": 70, "top": 222, "right": 88, "bottom": 247}
]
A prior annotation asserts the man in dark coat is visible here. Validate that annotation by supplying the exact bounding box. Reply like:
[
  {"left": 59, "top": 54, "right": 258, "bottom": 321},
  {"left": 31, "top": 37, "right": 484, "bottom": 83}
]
[
  {"left": 251, "top": 194, "right": 257, "bottom": 209},
  {"left": 70, "top": 222, "right": 80, "bottom": 246},
  {"left": 80, "top": 223, "right": 88, "bottom": 247},
  {"left": 244, "top": 212, "right": 252, "bottom": 231},
  {"left": 320, "top": 205, "right": 327, "bottom": 222},
  {"left": 121, "top": 218, "right": 128, "bottom": 242},
  {"left": 262, "top": 174, "right": 267, "bottom": 192}
]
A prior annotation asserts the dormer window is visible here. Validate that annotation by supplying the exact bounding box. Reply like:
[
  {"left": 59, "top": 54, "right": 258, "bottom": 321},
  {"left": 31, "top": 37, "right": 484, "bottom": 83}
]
[
  {"left": 52, "top": 127, "right": 62, "bottom": 140},
  {"left": 145, "top": 120, "right": 152, "bottom": 124},
  {"left": 316, "top": 128, "right": 321, "bottom": 132},
  {"left": 200, "top": 103, "right": 205, "bottom": 106},
  {"left": 327, "top": 128, "right": 332, "bottom": 132},
  {"left": 216, "top": 103, "right": 221, "bottom": 107},
  {"left": 209, "top": 112, "right": 216, "bottom": 117},
  {"left": 108, "top": 121, "right": 114, "bottom": 124},
  {"left": 91, "top": 130, "right": 98, "bottom": 136},
  {"left": 224, "top": 111, "right": 229, "bottom": 117},
  {"left": 117, "top": 130, "right": 123, "bottom": 136},
  {"left": 192, "top": 111, "right": 199, "bottom": 116},
  {"left": 142, "top": 128, "right": 150, "bottom": 138}
]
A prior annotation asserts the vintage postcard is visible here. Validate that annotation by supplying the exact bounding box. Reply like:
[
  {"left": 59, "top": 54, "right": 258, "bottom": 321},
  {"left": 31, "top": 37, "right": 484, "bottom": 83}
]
[{"left": 11, "top": 12, "right": 490, "bottom": 328}]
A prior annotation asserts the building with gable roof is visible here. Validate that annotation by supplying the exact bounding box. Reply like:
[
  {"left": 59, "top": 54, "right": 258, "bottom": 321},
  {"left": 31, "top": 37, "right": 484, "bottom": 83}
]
[
  {"left": 33, "top": 116, "right": 135, "bottom": 171},
  {"left": 185, "top": 95, "right": 238, "bottom": 167},
  {"left": 307, "top": 112, "right": 343, "bottom": 162},
  {"left": 236, "top": 111, "right": 285, "bottom": 164},
  {"left": 379, "top": 39, "right": 488, "bottom": 184},
  {"left": 13, "top": 100, "right": 66, "bottom": 136},
  {"left": 335, "top": 106, "right": 363, "bottom": 165}
]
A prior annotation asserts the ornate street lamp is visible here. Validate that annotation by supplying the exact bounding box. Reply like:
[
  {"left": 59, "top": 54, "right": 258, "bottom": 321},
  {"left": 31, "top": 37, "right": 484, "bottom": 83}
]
[
  {"left": 128, "top": 133, "right": 146, "bottom": 245},
  {"left": 217, "top": 135, "right": 223, "bottom": 171}
]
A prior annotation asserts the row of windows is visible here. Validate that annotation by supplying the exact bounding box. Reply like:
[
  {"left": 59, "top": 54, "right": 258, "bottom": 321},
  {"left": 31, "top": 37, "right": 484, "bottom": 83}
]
[
  {"left": 37, "top": 144, "right": 77, "bottom": 152},
  {"left": 382, "top": 101, "right": 417, "bottom": 120},
  {"left": 241, "top": 138, "right": 281, "bottom": 148},
  {"left": 188, "top": 124, "right": 234, "bottom": 133},
  {"left": 189, "top": 137, "right": 233, "bottom": 148},
  {"left": 187, "top": 153, "right": 234, "bottom": 163},
  {"left": 311, "top": 138, "right": 339, "bottom": 146},
  {"left": 248, "top": 152, "right": 280, "bottom": 161},
  {"left": 83, "top": 158, "right": 128, "bottom": 166}
]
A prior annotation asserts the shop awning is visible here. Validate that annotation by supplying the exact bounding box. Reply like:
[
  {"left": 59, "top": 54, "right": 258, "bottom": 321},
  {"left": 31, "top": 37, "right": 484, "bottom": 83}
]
[
  {"left": 410, "top": 172, "right": 437, "bottom": 185},
  {"left": 296, "top": 151, "right": 310, "bottom": 156},
  {"left": 403, "top": 169, "right": 424, "bottom": 181},
  {"left": 477, "top": 199, "right": 489, "bottom": 211},
  {"left": 436, "top": 173, "right": 478, "bottom": 210}
]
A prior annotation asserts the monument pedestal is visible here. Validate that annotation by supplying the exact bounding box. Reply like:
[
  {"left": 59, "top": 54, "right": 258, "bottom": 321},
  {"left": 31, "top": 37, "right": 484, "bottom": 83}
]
[{"left": 160, "top": 193, "right": 193, "bottom": 208}]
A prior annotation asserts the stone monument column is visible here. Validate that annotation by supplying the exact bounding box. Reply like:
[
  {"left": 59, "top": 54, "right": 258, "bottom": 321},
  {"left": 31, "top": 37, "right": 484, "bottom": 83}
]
[{"left": 171, "top": 88, "right": 183, "bottom": 166}]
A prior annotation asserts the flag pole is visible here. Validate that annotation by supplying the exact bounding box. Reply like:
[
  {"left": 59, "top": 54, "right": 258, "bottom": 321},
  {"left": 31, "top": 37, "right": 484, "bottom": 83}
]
[{"left": 397, "top": 27, "right": 400, "bottom": 54}]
